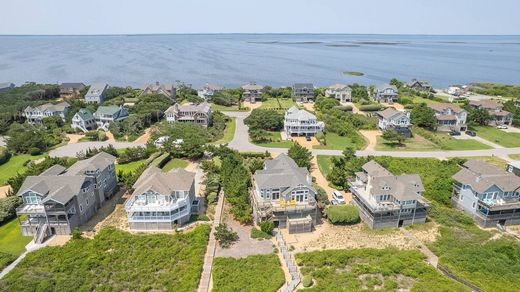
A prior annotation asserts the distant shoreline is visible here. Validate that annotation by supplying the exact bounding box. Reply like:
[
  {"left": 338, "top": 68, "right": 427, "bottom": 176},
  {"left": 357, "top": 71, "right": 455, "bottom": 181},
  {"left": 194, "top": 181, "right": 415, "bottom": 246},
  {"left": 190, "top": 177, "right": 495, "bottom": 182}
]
[{"left": 1, "top": 33, "right": 520, "bottom": 37}]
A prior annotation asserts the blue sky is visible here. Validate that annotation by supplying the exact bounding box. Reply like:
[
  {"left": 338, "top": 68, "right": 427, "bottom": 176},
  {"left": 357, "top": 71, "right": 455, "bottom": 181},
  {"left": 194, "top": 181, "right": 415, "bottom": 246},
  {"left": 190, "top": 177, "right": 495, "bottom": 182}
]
[{"left": 1, "top": 0, "right": 519, "bottom": 35}]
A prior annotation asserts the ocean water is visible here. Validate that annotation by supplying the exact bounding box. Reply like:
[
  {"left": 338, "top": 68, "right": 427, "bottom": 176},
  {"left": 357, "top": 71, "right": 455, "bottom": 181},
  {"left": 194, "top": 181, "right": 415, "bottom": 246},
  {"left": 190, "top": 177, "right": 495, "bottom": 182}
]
[{"left": 0, "top": 34, "right": 519, "bottom": 88}]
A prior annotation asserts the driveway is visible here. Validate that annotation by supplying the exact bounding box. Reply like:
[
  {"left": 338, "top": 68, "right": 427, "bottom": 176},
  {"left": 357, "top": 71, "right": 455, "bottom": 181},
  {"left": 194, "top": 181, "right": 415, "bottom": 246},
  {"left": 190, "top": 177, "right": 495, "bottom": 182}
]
[
  {"left": 49, "top": 141, "right": 144, "bottom": 158},
  {"left": 453, "top": 132, "right": 503, "bottom": 149}
]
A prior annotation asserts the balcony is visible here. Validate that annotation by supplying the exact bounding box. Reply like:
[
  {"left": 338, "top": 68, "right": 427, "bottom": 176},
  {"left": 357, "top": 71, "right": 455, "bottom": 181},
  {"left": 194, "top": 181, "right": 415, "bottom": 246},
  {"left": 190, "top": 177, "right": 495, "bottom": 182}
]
[{"left": 128, "top": 209, "right": 190, "bottom": 222}]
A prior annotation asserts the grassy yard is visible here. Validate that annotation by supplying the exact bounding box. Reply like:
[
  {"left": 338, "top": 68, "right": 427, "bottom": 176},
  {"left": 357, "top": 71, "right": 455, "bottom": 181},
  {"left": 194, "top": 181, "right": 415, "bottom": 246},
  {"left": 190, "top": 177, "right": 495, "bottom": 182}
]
[
  {"left": 115, "top": 159, "right": 147, "bottom": 175},
  {"left": 211, "top": 118, "right": 236, "bottom": 145},
  {"left": 0, "top": 225, "right": 210, "bottom": 291},
  {"left": 509, "top": 154, "right": 520, "bottom": 160},
  {"left": 252, "top": 131, "right": 293, "bottom": 148},
  {"left": 316, "top": 155, "right": 336, "bottom": 178},
  {"left": 259, "top": 98, "right": 297, "bottom": 111},
  {"left": 0, "top": 153, "right": 46, "bottom": 186},
  {"left": 474, "top": 126, "right": 520, "bottom": 148},
  {"left": 379, "top": 129, "right": 492, "bottom": 151},
  {"left": 313, "top": 132, "right": 367, "bottom": 150},
  {"left": 211, "top": 104, "right": 249, "bottom": 112},
  {"left": 0, "top": 219, "right": 32, "bottom": 256},
  {"left": 213, "top": 254, "right": 285, "bottom": 292},
  {"left": 162, "top": 158, "right": 189, "bottom": 172},
  {"left": 296, "top": 249, "right": 466, "bottom": 291}
]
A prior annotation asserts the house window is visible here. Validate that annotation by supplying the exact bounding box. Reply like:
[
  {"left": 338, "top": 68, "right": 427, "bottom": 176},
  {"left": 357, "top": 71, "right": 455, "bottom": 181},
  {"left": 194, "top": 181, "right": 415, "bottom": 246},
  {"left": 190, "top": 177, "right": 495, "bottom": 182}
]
[
  {"left": 86, "top": 199, "right": 89, "bottom": 206},
  {"left": 460, "top": 195, "right": 464, "bottom": 201},
  {"left": 472, "top": 202, "right": 476, "bottom": 208},
  {"left": 79, "top": 204, "right": 83, "bottom": 213},
  {"left": 23, "top": 192, "right": 41, "bottom": 205}
]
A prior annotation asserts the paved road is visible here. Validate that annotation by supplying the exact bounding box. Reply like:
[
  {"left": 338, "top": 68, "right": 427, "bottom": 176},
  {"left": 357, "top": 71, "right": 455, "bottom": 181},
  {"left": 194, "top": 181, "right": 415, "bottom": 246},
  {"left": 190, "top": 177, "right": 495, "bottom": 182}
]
[
  {"left": 222, "top": 112, "right": 520, "bottom": 159},
  {"left": 49, "top": 141, "right": 144, "bottom": 158}
]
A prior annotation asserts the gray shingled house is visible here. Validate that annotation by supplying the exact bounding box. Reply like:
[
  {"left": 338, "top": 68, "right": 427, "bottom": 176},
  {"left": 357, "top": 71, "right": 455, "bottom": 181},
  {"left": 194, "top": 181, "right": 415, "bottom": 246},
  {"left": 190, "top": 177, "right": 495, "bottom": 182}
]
[
  {"left": 71, "top": 108, "right": 97, "bottom": 132},
  {"left": 406, "top": 79, "right": 432, "bottom": 92},
  {"left": 24, "top": 102, "right": 71, "bottom": 125},
  {"left": 85, "top": 83, "right": 108, "bottom": 104},
  {"left": 283, "top": 106, "right": 324, "bottom": 137},
  {"left": 59, "top": 82, "right": 85, "bottom": 99},
  {"left": 452, "top": 160, "right": 520, "bottom": 227},
  {"left": 164, "top": 102, "right": 212, "bottom": 127},
  {"left": 373, "top": 84, "right": 399, "bottom": 103},
  {"left": 15, "top": 152, "right": 117, "bottom": 243},
  {"left": 349, "top": 160, "right": 429, "bottom": 229},
  {"left": 241, "top": 82, "right": 264, "bottom": 103},
  {"left": 142, "top": 82, "right": 176, "bottom": 100},
  {"left": 251, "top": 154, "right": 318, "bottom": 233},
  {"left": 125, "top": 166, "right": 197, "bottom": 230},
  {"left": 292, "top": 83, "right": 315, "bottom": 103}
]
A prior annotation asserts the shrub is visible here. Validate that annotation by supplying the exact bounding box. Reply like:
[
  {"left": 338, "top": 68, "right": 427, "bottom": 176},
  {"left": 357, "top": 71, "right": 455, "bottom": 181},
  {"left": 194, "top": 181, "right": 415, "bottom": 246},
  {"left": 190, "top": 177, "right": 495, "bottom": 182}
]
[
  {"left": 302, "top": 275, "right": 313, "bottom": 287},
  {"left": 97, "top": 131, "right": 107, "bottom": 141},
  {"left": 207, "top": 192, "right": 218, "bottom": 205},
  {"left": 214, "top": 224, "right": 239, "bottom": 248},
  {"left": 71, "top": 227, "right": 82, "bottom": 240},
  {"left": 28, "top": 147, "right": 41, "bottom": 156},
  {"left": 333, "top": 105, "right": 353, "bottom": 111},
  {"left": 0, "top": 252, "right": 16, "bottom": 271},
  {"left": 260, "top": 221, "right": 274, "bottom": 235},
  {"left": 326, "top": 205, "right": 360, "bottom": 225},
  {"left": 0, "top": 196, "right": 22, "bottom": 225},
  {"left": 251, "top": 227, "right": 272, "bottom": 240},
  {"left": 0, "top": 147, "right": 11, "bottom": 165},
  {"left": 358, "top": 104, "right": 382, "bottom": 111}
]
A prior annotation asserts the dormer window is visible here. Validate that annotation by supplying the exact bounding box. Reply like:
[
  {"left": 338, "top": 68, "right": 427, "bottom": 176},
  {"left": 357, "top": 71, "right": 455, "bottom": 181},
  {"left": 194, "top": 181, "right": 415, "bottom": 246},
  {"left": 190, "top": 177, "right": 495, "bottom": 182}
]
[{"left": 382, "top": 186, "right": 390, "bottom": 190}]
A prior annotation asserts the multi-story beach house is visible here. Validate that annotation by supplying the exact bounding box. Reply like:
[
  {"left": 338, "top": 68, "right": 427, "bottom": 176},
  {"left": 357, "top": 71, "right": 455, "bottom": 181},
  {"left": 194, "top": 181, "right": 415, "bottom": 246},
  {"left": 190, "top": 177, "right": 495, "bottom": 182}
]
[
  {"left": 197, "top": 83, "right": 224, "bottom": 100},
  {"left": 59, "top": 83, "right": 85, "bottom": 99},
  {"left": 292, "top": 83, "right": 315, "bottom": 103},
  {"left": 349, "top": 160, "right": 429, "bottom": 229},
  {"left": 428, "top": 103, "right": 468, "bottom": 132},
  {"left": 0, "top": 82, "right": 15, "bottom": 93},
  {"left": 241, "top": 82, "right": 264, "bottom": 103},
  {"left": 406, "top": 79, "right": 432, "bottom": 92},
  {"left": 373, "top": 84, "right": 399, "bottom": 103},
  {"left": 24, "top": 101, "right": 71, "bottom": 124},
  {"left": 125, "top": 166, "right": 197, "bottom": 230},
  {"left": 251, "top": 154, "right": 318, "bottom": 233},
  {"left": 325, "top": 84, "right": 352, "bottom": 103},
  {"left": 469, "top": 100, "right": 513, "bottom": 126},
  {"left": 165, "top": 102, "right": 212, "bottom": 127},
  {"left": 93, "top": 105, "right": 129, "bottom": 131},
  {"left": 15, "top": 152, "right": 117, "bottom": 242},
  {"left": 142, "top": 82, "right": 176, "bottom": 100},
  {"left": 283, "top": 106, "right": 324, "bottom": 137},
  {"left": 376, "top": 108, "right": 411, "bottom": 136},
  {"left": 506, "top": 161, "right": 520, "bottom": 177},
  {"left": 452, "top": 160, "right": 520, "bottom": 227},
  {"left": 85, "top": 83, "right": 108, "bottom": 104},
  {"left": 71, "top": 108, "right": 97, "bottom": 132}
]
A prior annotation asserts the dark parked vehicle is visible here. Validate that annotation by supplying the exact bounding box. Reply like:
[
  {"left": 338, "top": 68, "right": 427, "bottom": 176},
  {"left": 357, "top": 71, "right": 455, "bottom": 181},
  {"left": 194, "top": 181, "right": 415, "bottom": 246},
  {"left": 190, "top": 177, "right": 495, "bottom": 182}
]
[
  {"left": 466, "top": 130, "right": 476, "bottom": 137},
  {"left": 306, "top": 136, "right": 312, "bottom": 141},
  {"left": 449, "top": 130, "right": 461, "bottom": 136}
]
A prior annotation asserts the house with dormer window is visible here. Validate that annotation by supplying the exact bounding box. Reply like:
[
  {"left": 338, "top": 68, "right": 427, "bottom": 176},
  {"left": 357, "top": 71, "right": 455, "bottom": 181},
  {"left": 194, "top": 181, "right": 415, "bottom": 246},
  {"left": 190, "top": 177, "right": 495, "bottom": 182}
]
[
  {"left": 348, "top": 160, "right": 429, "bottom": 229},
  {"left": 15, "top": 152, "right": 117, "bottom": 243},
  {"left": 376, "top": 107, "right": 411, "bottom": 137},
  {"left": 452, "top": 159, "right": 520, "bottom": 227},
  {"left": 251, "top": 154, "right": 318, "bottom": 233},
  {"left": 373, "top": 84, "right": 399, "bottom": 103},
  {"left": 124, "top": 166, "right": 196, "bottom": 230},
  {"left": 428, "top": 103, "right": 468, "bottom": 132}
]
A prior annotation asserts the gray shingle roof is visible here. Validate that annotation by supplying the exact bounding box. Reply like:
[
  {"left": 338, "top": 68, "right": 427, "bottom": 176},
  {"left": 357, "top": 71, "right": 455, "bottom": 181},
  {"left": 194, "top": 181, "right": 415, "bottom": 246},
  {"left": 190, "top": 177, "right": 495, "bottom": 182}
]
[
  {"left": 60, "top": 83, "right": 85, "bottom": 90},
  {"left": 132, "top": 166, "right": 195, "bottom": 196},
  {"left": 66, "top": 152, "right": 116, "bottom": 175},
  {"left": 375, "top": 84, "right": 398, "bottom": 92},
  {"left": 452, "top": 160, "right": 520, "bottom": 193},
  {"left": 285, "top": 106, "right": 318, "bottom": 121},
  {"left": 376, "top": 108, "right": 407, "bottom": 120},
  {"left": 241, "top": 83, "right": 263, "bottom": 90},
  {"left": 254, "top": 154, "right": 314, "bottom": 193},
  {"left": 17, "top": 175, "right": 90, "bottom": 204},
  {"left": 165, "top": 102, "right": 211, "bottom": 114},
  {"left": 86, "top": 83, "right": 108, "bottom": 97}
]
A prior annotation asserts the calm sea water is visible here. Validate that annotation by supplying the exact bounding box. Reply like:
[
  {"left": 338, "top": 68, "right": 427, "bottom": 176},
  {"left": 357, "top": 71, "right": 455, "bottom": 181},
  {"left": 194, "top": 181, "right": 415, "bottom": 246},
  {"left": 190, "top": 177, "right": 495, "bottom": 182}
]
[{"left": 0, "top": 34, "right": 519, "bottom": 88}]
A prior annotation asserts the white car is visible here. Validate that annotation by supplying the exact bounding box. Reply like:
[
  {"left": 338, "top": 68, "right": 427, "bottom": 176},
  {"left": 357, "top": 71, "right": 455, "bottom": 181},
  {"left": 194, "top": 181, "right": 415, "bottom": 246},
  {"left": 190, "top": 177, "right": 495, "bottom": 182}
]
[
  {"left": 332, "top": 191, "right": 346, "bottom": 204},
  {"left": 496, "top": 125, "right": 508, "bottom": 129}
]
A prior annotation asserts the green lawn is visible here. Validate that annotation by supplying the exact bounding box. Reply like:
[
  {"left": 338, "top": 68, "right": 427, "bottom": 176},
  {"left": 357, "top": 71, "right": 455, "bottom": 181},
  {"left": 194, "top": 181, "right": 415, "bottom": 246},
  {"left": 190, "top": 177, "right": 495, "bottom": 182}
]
[
  {"left": 296, "top": 249, "right": 466, "bottom": 291},
  {"left": 509, "top": 154, "right": 520, "bottom": 160},
  {"left": 211, "top": 118, "right": 236, "bottom": 145},
  {"left": 378, "top": 129, "right": 492, "bottom": 151},
  {"left": 474, "top": 126, "right": 520, "bottom": 148},
  {"left": 211, "top": 104, "right": 249, "bottom": 112},
  {"left": 0, "top": 219, "right": 32, "bottom": 256},
  {"left": 115, "top": 159, "right": 147, "bottom": 174},
  {"left": 162, "top": 158, "right": 189, "bottom": 172},
  {"left": 259, "top": 98, "right": 297, "bottom": 111},
  {"left": 313, "top": 132, "right": 367, "bottom": 150},
  {"left": 316, "top": 155, "right": 336, "bottom": 178},
  {"left": 0, "top": 225, "right": 210, "bottom": 291},
  {"left": 252, "top": 131, "right": 293, "bottom": 148},
  {"left": 213, "top": 254, "right": 285, "bottom": 292},
  {"left": 0, "top": 153, "right": 46, "bottom": 186}
]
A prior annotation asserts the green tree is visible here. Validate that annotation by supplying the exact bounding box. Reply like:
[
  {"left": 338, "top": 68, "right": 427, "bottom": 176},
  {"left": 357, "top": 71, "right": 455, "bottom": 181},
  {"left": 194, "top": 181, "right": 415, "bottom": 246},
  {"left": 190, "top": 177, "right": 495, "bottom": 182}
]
[
  {"left": 288, "top": 143, "right": 312, "bottom": 170},
  {"left": 390, "top": 78, "right": 404, "bottom": 89},
  {"left": 468, "top": 108, "right": 491, "bottom": 126},
  {"left": 382, "top": 129, "right": 407, "bottom": 146},
  {"left": 411, "top": 103, "right": 437, "bottom": 130},
  {"left": 244, "top": 109, "right": 284, "bottom": 131}
]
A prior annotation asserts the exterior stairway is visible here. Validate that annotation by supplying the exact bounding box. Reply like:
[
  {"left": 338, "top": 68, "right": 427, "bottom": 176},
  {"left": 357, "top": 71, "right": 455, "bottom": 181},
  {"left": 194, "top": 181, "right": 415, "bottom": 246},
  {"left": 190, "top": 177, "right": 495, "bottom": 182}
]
[
  {"left": 274, "top": 228, "right": 301, "bottom": 292},
  {"left": 35, "top": 223, "right": 49, "bottom": 244}
]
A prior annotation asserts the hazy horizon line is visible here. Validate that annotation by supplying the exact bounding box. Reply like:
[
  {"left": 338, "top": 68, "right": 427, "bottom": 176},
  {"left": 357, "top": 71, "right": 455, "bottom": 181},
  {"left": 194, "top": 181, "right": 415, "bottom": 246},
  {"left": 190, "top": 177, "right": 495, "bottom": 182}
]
[{"left": 1, "top": 32, "right": 519, "bottom": 37}]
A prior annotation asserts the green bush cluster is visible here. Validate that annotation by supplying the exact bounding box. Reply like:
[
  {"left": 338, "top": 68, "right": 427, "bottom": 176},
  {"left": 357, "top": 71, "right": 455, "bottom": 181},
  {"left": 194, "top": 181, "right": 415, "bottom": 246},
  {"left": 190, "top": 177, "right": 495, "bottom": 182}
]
[
  {"left": 0, "top": 196, "right": 22, "bottom": 225},
  {"left": 0, "top": 251, "right": 17, "bottom": 271},
  {"left": 302, "top": 275, "right": 313, "bottom": 287},
  {"left": 213, "top": 254, "right": 285, "bottom": 292},
  {"left": 260, "top": 221, "right": 274, "bottom": 235},
  {"left": 0, "top": 147, "right": 11, "bottom": 165},
  {"left": 326, "top": 205, "right": 360, "bottom": 225},
  {"left": 296, "top": 249, "right": 466, "bottom": 291},
  {"left": 220, "top": 151, "right": 251, "bottom": 223},
  {"left": 214, "top": 224, "right": 238, "bottom": 248},
  {"left": 358, "top": 104, "right": 383, "bottom": 111},
  {"left": 0, "top": 225, "right": 210, "bottom": 291},
  {"left": 251, "top": 227, "right": 272, "bottom": 240}
]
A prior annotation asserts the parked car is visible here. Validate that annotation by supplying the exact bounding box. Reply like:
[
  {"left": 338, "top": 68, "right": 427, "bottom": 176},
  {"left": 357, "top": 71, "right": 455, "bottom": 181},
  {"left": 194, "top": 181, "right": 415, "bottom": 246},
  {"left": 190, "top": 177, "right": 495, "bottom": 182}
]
[
  {"left": 332, "top": 191, "right": 346, "bottom": 204},
  {"left": 449, "top": 130, "right": 461, "bottom": 136},
  {"left": 330, "top": 199, "right": 338, "bottom": 205},
  {"left": 497, "top": 124, "right": 508, "bottom": 129},
  {"left": 466, "top": 130, "right": 476, "bottom": 137},
  {"left": 306, "top": 136, "right": 312, "bottom": 141}
]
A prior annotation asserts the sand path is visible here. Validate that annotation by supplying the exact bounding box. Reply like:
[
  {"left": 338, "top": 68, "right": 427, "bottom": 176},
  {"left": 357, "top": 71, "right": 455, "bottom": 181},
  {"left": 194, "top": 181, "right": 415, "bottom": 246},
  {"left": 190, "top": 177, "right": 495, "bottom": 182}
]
[{"left": 359, "top": 130, "right": 382, "bottom": 151}]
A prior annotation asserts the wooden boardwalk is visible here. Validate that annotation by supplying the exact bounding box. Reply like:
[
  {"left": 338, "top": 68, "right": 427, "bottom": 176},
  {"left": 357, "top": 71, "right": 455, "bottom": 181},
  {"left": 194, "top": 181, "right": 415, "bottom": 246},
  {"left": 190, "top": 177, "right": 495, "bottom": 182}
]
[{"left": 197, "top": 191, "right": 225, "bottom": 292}]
